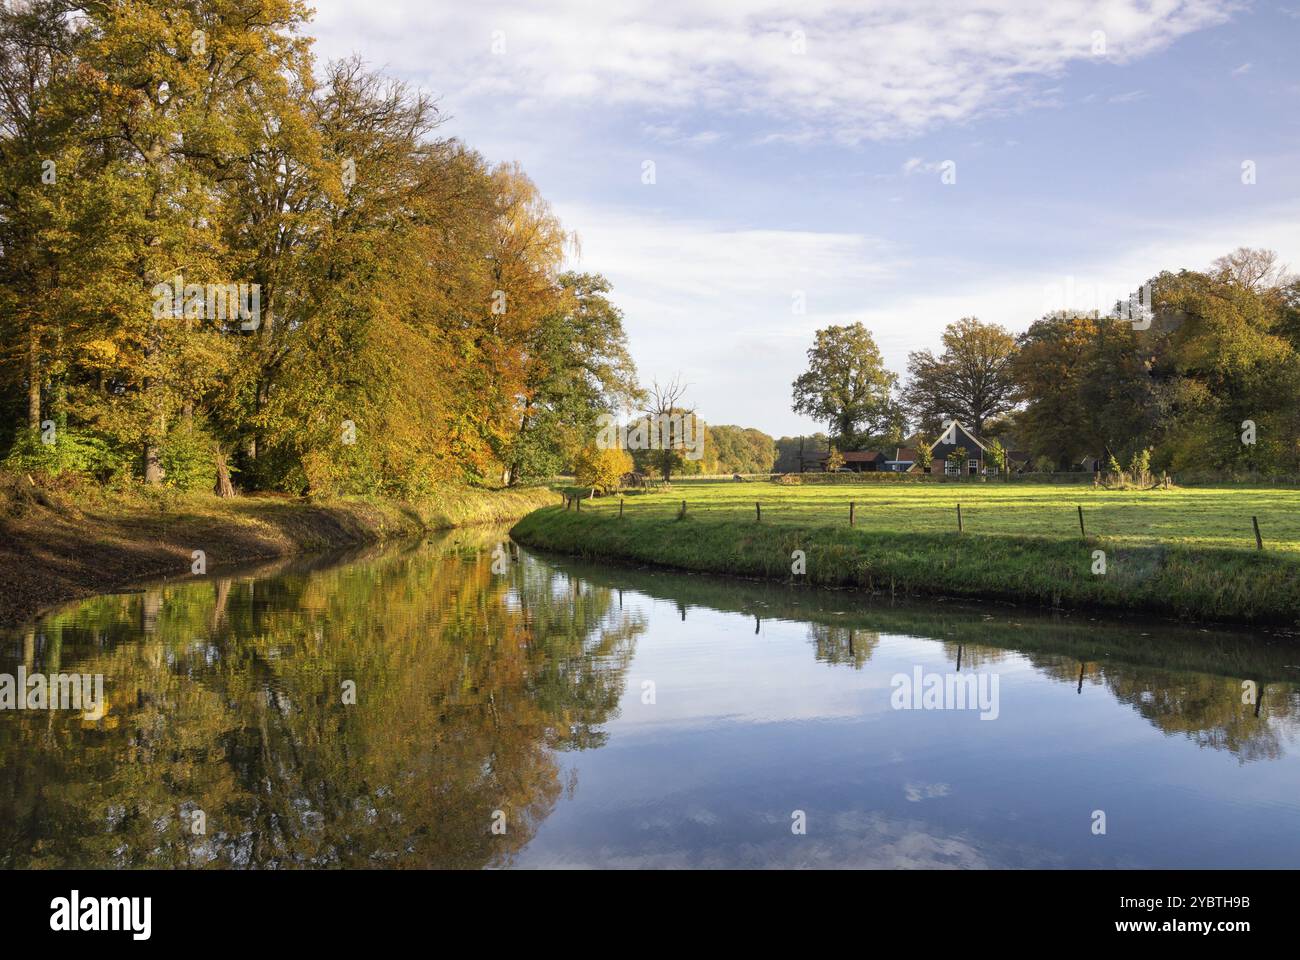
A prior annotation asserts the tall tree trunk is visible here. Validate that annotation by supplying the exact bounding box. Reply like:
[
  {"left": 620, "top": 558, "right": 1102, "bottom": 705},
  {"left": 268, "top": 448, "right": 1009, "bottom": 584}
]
[
  {"left": 213, "top": 450, "right": 235, "bottom": 497},
  {"left": 144, "top": 444, "right": 164, "bottom": 484},
  {"left": 143, "top": 379, "right": 165, "bottom": 484},
  {"left": 26, "top": 324, "right": 40, "bottom": 432}
]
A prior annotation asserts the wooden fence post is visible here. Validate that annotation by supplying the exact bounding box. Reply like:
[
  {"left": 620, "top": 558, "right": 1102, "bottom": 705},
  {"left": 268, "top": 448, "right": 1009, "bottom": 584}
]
[
  {"left": 755, "top": 502, "right": 761, "bottom": 522},
  {"left": 679, "top": 499, "right": 686, "bottom": 520},
  {"left": 619, "top": 498, "right": 624, "bottom": 518},
  {"left": 850, "top": 501, "right": 855, "bottom": 527},
  {"left": 1078, "top": 505, "right": 1086, "bottom": 539},
  {"left": 1253, "top": 516, "right": 1263, "bottom": 551},
  {"left": 956, "top": 503, "right": 963, "bottom": 533}
]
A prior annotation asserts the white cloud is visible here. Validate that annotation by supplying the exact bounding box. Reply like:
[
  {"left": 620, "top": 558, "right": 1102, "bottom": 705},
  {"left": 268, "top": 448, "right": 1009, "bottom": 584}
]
[
  {"left": 310, "top": 0, "right": 1237, "bottom": 142},
  {"left": 901, "top": 157, "right": 946, "bottom": 176},
  {"left": 554, "top": 202, "right": 907, "bottom": 429},
  {"left": 559, "top": 203, "right": 900, "bottom": 306},
  {"left": 1231, "top": 61, "right": 1253, "bottom": 75},
  {"left": 641, "top": 123, "right": 724, "bottom": 146}
]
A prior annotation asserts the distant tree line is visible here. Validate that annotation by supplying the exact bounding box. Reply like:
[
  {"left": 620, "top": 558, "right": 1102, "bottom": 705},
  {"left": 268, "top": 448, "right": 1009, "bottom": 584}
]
[{"left": 790, "top": 248, "right": 1300, "bottom": 477}]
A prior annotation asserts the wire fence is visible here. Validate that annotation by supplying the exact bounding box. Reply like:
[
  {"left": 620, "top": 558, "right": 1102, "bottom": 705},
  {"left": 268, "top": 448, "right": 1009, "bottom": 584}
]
[{"left": 556, "top": 488, "right": 1293, "bottom": 555}]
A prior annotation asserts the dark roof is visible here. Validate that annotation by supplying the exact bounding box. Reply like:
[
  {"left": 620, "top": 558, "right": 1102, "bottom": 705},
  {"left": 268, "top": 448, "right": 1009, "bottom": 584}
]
[{"left": 810, "top": 449, "right": 884, "bottom": 462}]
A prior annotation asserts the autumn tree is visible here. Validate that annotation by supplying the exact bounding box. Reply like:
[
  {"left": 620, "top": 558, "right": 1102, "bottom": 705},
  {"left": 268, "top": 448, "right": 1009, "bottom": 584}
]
[
  {"left": 913, "top": 436, "right": 933, "bottom": 472},
  {"left": 708, "top": 425, "right": 776, "bottom": 473},
  {"left": 504, "top": 272, "right": 640, "bottom": 486},
  {"left": 1153, "top": 266, "right": 1299, "bottom": 475},
  {"left": 1013, "top": 313, "right": 1154, "bottom": 470},
  {"left": 986, "top": 438, "right": 1007, "bottom": 477},
  {"left": 1, "top": 2, "right": 622, "bottom": 497},
  {"left": 573, "top": 444, "right": 631, "bottom": 494},
  {"left": 1210, "top": 247, "right": 1292, "bottom": 293},
  {"left": 903, "top": 317, "right": 1019, "bottom": 435}
]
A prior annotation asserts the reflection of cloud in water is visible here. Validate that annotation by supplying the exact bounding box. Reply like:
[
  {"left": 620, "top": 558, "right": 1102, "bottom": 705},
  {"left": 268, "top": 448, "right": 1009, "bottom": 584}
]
[
  {"left": 523, "top": 807, "right": 1068, "bottom": 869},
  {"left": 903, "top": 781, "right": 950, "bottom": 802}
]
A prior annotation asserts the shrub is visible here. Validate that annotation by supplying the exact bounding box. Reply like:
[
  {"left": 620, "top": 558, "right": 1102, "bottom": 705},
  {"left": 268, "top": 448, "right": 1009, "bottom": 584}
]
[
  {"left": 1128, "top": 448, "right": 1152, "bottom": 485},
  {"left": 159, "top": 420, "right": 220, "bottom": 492},
  {"left": 915, "top": 439, "right": 933, "bottom": 471},
  {"left": 2, "top": 427, "right": 116, "bottom": 480}
]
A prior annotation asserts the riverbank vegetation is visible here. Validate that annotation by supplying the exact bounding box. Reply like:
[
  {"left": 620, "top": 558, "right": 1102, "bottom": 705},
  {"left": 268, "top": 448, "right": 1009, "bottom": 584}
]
[
  {"left": 512, "top": 481, "right": 1300, "bottom": 625},
  {"left": 0, "top": 472, "right": 555, "bottom": 625}
]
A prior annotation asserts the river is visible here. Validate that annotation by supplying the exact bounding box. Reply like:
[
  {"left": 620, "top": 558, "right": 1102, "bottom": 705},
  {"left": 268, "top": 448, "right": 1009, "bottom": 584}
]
[{"left": 3, "top": 525, "right": 1298, "bottom": 868}]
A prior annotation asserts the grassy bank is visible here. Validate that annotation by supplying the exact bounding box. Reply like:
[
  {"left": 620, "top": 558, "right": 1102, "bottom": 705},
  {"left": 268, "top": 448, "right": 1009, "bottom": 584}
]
[
  {"left": 0, "top": 471, "right": 557, "bottom": 627},
  {"left": 556, "top": 479, "right": 1300, "bottom": 554},
  {"left": 511, "top": 496, "right": 1300, "bottom": 626}
]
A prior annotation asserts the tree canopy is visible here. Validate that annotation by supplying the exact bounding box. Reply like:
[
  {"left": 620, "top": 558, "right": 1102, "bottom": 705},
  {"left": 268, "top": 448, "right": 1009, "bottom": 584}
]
[
  {"left": 791, "top": 322, "right": 901, "bottom": 448},
  {"left": 0, "top": 1, "right": 639, "bottom": 496}
]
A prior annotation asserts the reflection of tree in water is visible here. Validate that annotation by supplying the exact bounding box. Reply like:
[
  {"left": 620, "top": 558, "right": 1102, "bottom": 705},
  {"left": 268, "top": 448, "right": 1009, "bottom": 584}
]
[
  {"left": 798, "top": 619, "right": 1300, "bottom": 763},
  {"left": 1102, "top": 672, "right": 1299, "bottom": 763},
  {"left": 806, "top": 624, "right": 880, "bottom": 668},
  {"left": 0, "top": 534, "right": 643, "bottom": 868},
  {"left": 1027, "top": 655, "right": 1300, "bottom": 763},
  {"left": 938, "top": 641, "right": 1012, "bottom": 673}
]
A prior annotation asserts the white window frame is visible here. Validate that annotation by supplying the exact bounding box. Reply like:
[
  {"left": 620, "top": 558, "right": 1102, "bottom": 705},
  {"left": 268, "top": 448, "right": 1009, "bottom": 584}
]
[{"left": 945, "top": 460, "right": 960, "bottom": 476}]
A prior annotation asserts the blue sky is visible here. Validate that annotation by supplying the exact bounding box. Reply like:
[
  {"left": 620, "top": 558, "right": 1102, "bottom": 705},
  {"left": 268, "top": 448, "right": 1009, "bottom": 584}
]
[{"left": 310, "top": 1, "right": 1300, "bottom": 437}]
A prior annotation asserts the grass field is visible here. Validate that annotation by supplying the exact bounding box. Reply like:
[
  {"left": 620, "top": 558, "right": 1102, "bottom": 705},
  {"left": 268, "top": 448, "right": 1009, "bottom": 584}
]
[
  {"left": 561, "top": 479, "right": 1300, "bottom": 555},
  {"left": 516, "top": 480, "right": 1300, "bottom": 626}
]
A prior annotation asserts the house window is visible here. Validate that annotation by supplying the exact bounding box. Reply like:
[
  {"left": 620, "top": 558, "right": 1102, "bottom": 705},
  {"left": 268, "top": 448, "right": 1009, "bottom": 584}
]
[
  {"left": 945, "top": 461, "right": 960, "bottom": 476},
  {"left": 968, "top": 459, "right": 979, "bottom": 475}
]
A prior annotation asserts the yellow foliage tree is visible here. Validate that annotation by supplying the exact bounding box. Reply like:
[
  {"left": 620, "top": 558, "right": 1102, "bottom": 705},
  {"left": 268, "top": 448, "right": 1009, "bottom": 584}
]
[{"left": 573, "top": 445, "right": 632, "bottom": 494}]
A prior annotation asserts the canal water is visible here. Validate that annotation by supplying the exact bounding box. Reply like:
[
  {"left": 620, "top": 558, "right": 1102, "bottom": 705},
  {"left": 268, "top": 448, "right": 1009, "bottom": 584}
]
[{"left": 3, "top": 526, "right": 1298, "bottom": 868}]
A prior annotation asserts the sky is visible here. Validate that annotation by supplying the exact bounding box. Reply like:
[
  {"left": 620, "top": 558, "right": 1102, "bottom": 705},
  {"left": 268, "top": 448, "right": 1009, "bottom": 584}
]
[{"left": 307, "top": 0, "right": 1300, "bottom": 437}]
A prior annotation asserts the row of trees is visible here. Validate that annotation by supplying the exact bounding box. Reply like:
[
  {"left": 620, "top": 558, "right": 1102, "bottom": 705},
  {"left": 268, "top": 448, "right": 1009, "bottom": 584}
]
[
  {"left": 0, "top": 0, "right": 639, "bottom": 496},
  {"left": 575, "top": 419, "right": 779, "bottom": 491},
  {"left": 790, "top": 248, "right": 1300, "bottom": 476}
]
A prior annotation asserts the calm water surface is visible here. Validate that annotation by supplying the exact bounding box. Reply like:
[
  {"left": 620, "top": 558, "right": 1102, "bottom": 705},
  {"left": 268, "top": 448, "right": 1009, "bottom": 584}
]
[{"left": 3, "top": 526, "right": 1299, "bottom": 869}]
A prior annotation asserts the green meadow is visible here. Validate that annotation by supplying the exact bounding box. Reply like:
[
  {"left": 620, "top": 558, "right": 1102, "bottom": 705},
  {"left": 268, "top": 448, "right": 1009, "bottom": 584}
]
[
  {"left": 561, "top": 479, "right": 1300, "bottom": 555},
  {"left": 515, "top": 480, "right": 1300, "bottom": 625}
]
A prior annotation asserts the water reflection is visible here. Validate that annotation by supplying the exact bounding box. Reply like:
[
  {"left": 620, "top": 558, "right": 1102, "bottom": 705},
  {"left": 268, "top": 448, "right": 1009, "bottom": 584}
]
[
  {"left": 2, "top": 531, "right": 1299, "bottom": 869},
  {"left": 547, "top": 555, "right": 1300, "bottom": 764},
  {"left": 0, "top": 528, "right": 642, "bottom": 868}
]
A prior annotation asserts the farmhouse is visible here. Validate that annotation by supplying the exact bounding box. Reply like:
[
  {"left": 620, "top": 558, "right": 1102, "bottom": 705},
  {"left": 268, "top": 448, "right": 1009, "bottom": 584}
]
[
  {"left": 806, "top": 420, "right": 1030, "bottom": 476},
  {"left": 924, "top": 420, "right": 988, "bottom": 476}
]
